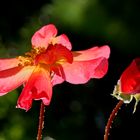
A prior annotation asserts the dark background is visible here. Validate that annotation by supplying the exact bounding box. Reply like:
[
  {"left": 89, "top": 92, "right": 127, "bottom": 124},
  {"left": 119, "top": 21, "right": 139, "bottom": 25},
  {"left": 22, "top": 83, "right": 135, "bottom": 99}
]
[{"left": 0, "top": 0, "right": 140, "bottom": 140}]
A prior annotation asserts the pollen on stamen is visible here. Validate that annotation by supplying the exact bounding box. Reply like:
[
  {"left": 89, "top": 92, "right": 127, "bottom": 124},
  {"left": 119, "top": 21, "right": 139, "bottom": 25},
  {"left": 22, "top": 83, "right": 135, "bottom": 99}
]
[
  {"left": 17, "top": 56, "right": 33, "bottom": 66},
  {"left": 17, "top": 48, "right": 46, "bottom": 66},
  {"left": 25, "top": 48, "right": 45, "bottom": 58}
]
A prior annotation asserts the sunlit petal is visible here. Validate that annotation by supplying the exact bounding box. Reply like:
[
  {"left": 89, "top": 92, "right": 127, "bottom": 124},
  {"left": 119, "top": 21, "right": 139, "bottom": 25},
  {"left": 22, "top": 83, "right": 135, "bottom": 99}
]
[
  {"left": 31, "top": 24, "right": 57, "bottom": 49},
  {"left": 55, "top": 34, "right": 72, "bottom": 50},
  {"left": 17, "top": 65, "right": 52, "bottom": 111},
  {"left": 0, "top": 66, "right": 35, "bottom": 95},
  {"left": 60, "top": 57, "right": 108, "bottom": 84},
  {"left": 73, "top": 45, "right": 110, "bottom": 61},
  {"left": 0, "top": 58, "right": 20, "bottom": 71}
]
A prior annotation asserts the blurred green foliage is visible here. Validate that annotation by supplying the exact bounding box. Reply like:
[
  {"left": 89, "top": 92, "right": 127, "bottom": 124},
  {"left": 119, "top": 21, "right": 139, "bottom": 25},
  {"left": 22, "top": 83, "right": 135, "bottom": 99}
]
[{"left": 0, "top": 0, "right": 140, "bottom": 140}]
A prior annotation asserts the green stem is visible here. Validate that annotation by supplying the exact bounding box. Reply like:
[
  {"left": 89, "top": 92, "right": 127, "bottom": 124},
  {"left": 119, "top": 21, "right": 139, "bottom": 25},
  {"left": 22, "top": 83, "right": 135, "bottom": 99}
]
[
  {"left": 37, "top": 101, "right": 45, "bottom": 140},
  {"left": 104, "top": 100, "right": 123, "bottom": 140}
]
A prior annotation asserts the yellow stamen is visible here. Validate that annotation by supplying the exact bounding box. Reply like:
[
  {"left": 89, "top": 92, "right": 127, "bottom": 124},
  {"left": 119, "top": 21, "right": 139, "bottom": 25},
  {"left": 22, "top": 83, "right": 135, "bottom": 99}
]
[{"left": 17, "top": 48, "right": 45, "bottom": 66}]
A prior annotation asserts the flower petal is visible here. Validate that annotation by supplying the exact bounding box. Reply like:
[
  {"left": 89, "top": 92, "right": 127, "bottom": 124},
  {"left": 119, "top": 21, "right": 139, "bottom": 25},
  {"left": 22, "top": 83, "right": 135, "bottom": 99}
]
[
  {"left": 51, "top": 70, "right": 65, "bottom": 86},
  {"left": 120, "top": 58, "right": 140, "bottom": 94},
  {"left": 0, "top": 66, "right": 35, "bottom": 96},
  {"left": 17, "top": 65, "right": 52, "bottom": 111},
  {"left": 0, "top": 58, "right": 20, "bottom": 71},
  {"left": 31, "top": 24, "right": 57, "bottom": 49},
  {"left": 52, "top": 44, "right": 73, "bottom": 63},
  {"left": 73, "top": 45, "right": 110, "bottom": 61},
  {"left": 60, "top": 57, "right": 108, "bottom": 84},
  {"left": 35, "top": 44, "right": 73, "bottom": 65},
  {"left": 54, "top": 34, "right": 72, "bottom": 50}
]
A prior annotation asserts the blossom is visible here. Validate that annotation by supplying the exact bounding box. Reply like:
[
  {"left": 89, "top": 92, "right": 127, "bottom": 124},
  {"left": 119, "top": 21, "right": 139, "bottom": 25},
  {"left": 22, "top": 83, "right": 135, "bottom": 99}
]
[
  {"left": 0, "top": 24, "right": 110, "bottom": 111},
  {"left": 112, "top": 58, "right": 140, "bottom": 112}
]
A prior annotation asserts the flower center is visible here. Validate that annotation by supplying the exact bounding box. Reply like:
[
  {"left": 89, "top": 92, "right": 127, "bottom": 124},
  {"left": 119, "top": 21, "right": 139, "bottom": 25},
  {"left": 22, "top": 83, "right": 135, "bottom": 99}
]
[
  {"left": 17, "top": 48, "right": 45, "bottom": 66},
  {"left": 17, "top": 45, "right": 73, "bottom": 67}
]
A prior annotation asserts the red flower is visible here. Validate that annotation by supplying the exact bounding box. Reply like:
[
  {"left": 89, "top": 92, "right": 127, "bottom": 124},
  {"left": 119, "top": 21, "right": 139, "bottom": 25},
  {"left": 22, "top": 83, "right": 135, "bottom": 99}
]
[
  {"left": 120, "top": 58, "right": 140, "bottom": 94},
  {"left": 112, "top": 58, "right": 140, "bottom": 112},
  {"left": 0, "top": 24, "right": 110, "bottom": 111}
]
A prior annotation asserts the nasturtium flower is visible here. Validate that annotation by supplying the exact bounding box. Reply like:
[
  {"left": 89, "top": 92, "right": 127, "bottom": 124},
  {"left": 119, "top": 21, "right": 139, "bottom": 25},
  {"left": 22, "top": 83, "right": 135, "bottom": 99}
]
[
  {"left": 112, "top": 58, "right": 140, "bottom": 112},
  {"left": 0, "top": 24, "right": 110, "bottom": 111}
]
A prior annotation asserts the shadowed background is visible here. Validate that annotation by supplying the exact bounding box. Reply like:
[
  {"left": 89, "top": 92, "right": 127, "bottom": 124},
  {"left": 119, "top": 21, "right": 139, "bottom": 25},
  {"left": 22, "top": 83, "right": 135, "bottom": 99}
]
[{"left": 0, "top": 0, "right": 140, "bottom": 140}]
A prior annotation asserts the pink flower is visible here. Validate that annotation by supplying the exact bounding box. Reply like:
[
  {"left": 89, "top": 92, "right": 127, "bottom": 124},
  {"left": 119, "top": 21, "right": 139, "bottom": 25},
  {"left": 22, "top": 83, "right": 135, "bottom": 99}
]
[
  {"left": 0, "top": 24, "right": 110, "bottom": 111},
  {"left": 112, "top": 58, "right": 140, "bottom": 112}
]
